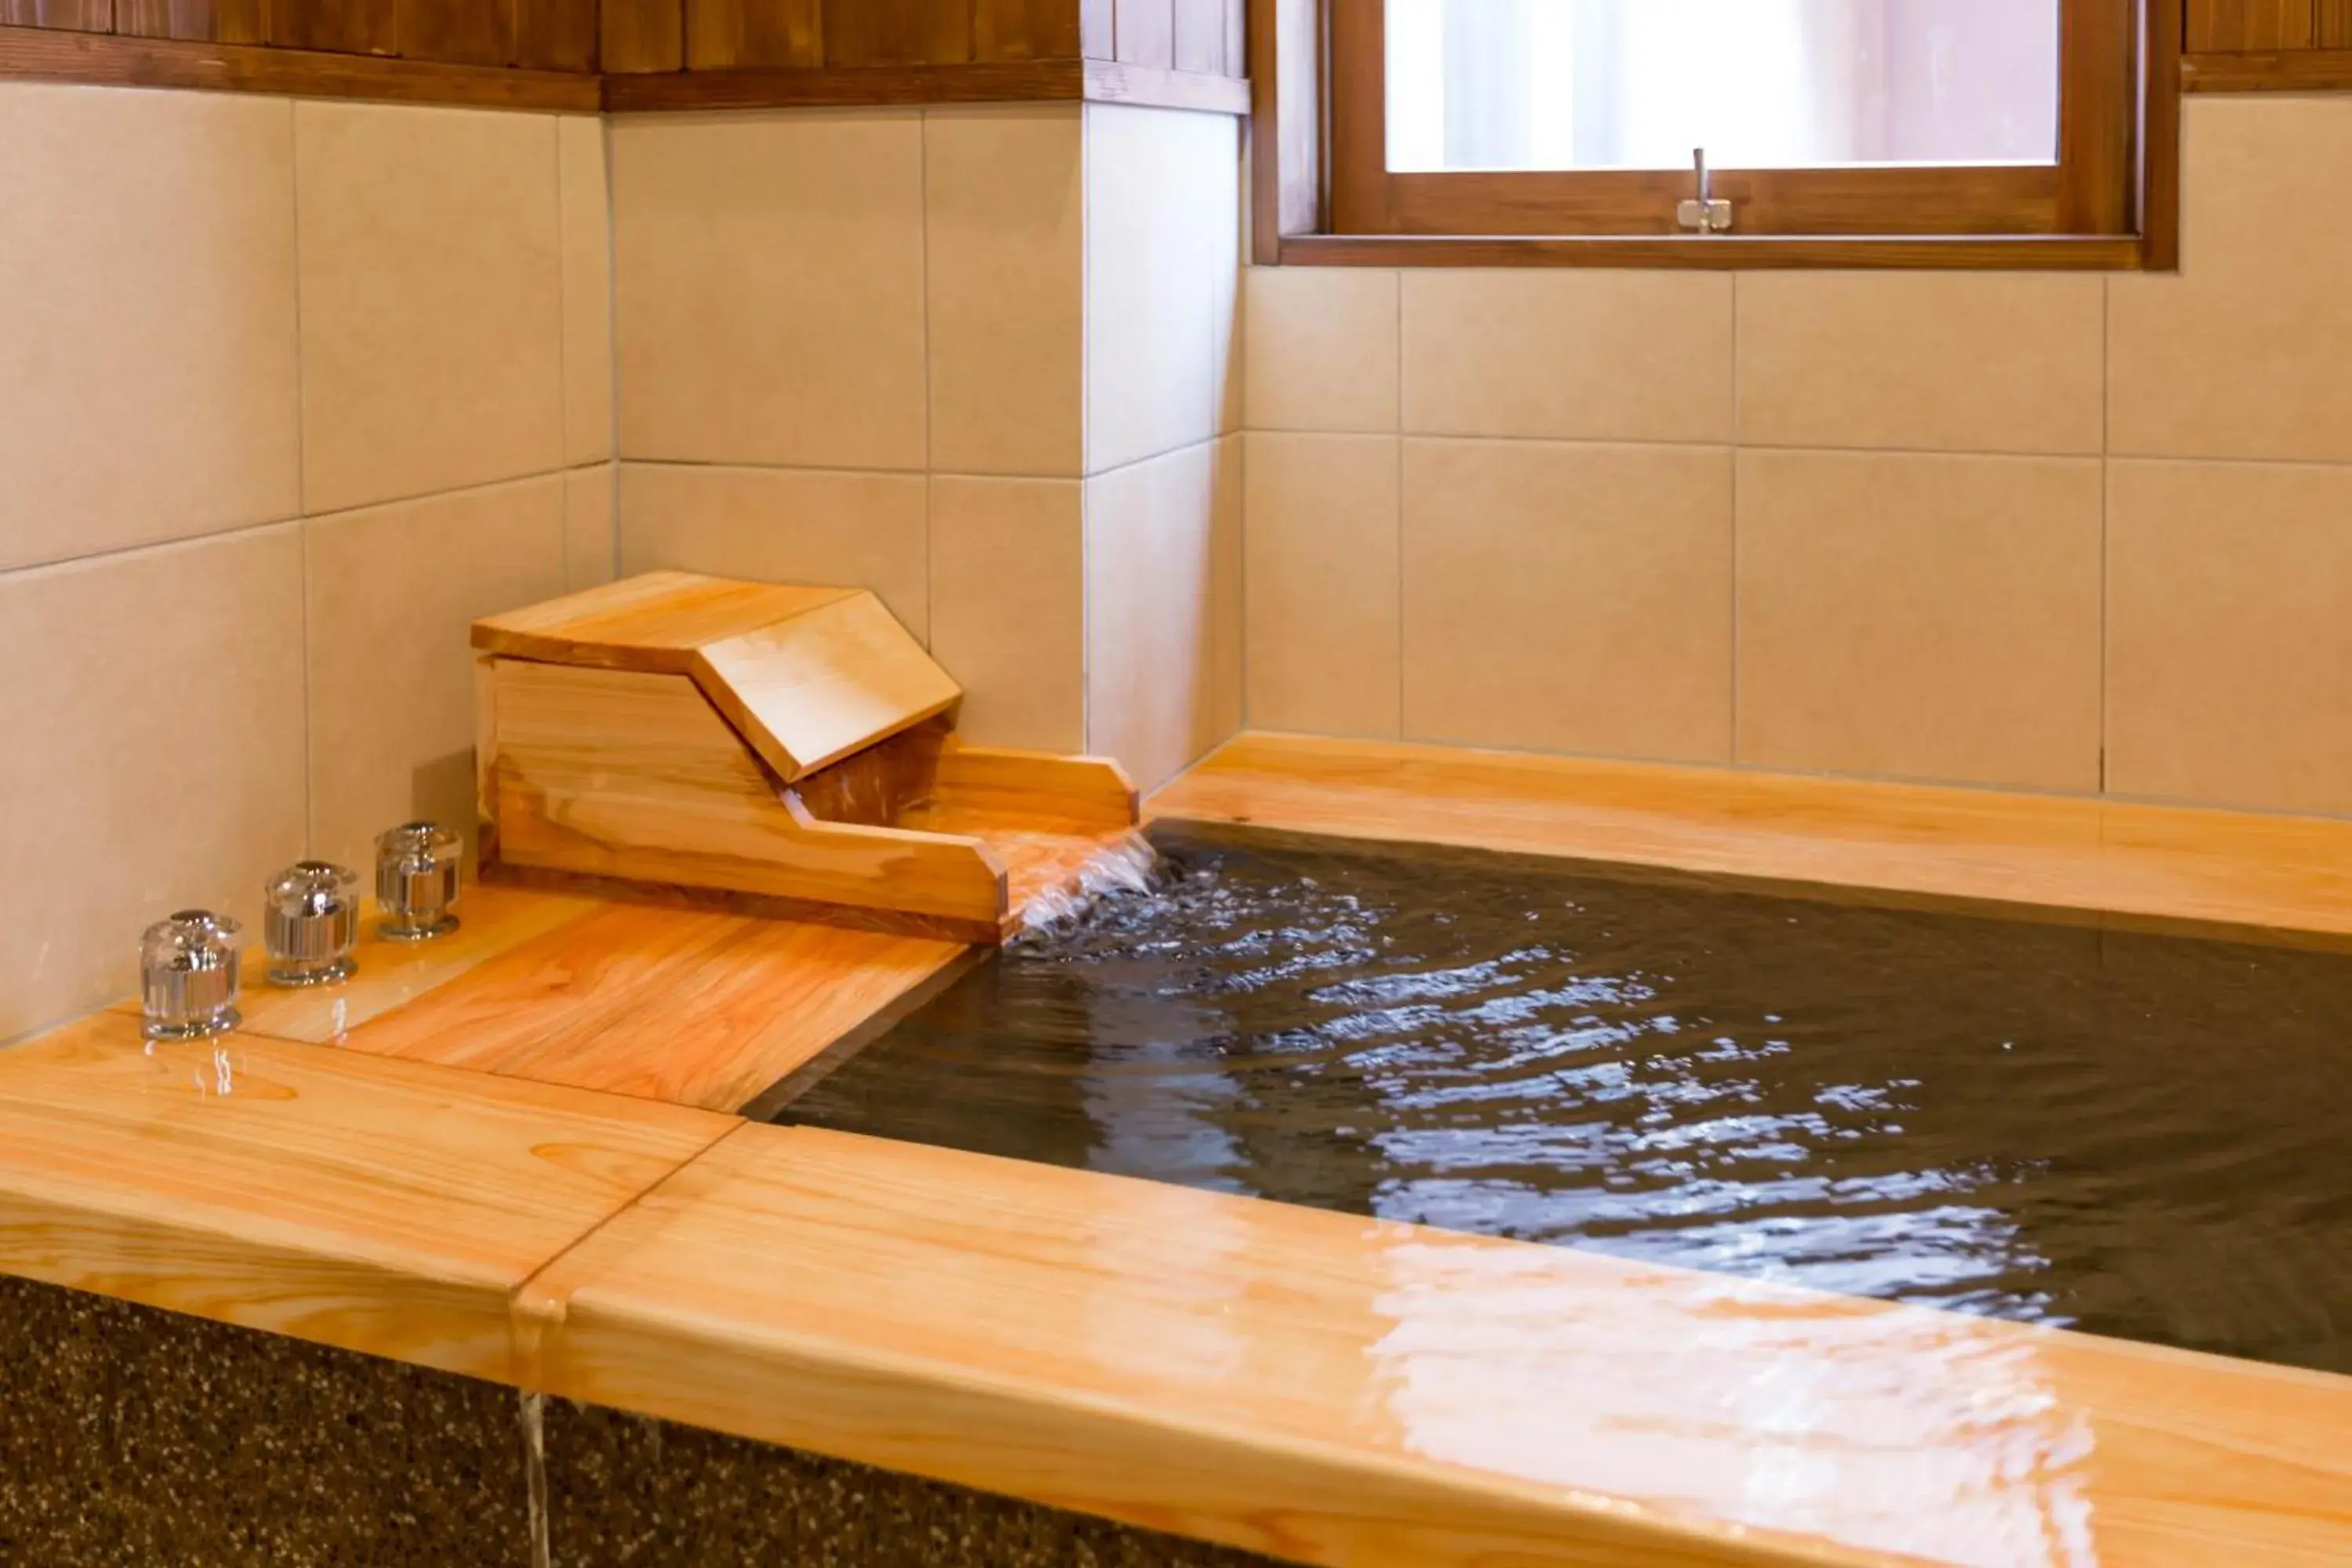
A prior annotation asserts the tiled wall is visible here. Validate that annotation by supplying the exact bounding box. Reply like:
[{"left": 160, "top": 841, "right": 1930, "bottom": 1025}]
[
  {"left": 608, "top": 100, "right": 1240, "bottom": 791},
  {"left": 1243, "top": 93, "right": 2352, "bottom": 820},
  {"left": 0, "top": 82, "right": 613, "bottom": 1041}
]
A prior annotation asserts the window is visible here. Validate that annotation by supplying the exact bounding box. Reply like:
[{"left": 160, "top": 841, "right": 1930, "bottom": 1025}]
[{"left": 1318, "top": 0, "right": 2158, "bottom": 248}]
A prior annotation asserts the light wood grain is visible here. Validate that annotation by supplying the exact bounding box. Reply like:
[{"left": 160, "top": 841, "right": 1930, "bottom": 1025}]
[
  {"left": 339, "top": 902, "right": 965, "bottom": 1112},
  {"left": 474, "top": 571, "right": 957, "bottom": 782},
  {"left": 696, "top": 589, "right": 962, "bottom": 782},
  {"left": 105, "top": 883, "right": 603, "bottom": 1044},
  {"left": 0, "top": 1012, "right": 732, "bottom": 1382},
  {"left": 925, "top": 742, "right": 1139, "bottom": 831},
  {"left": 527, "top": 1124, "right": 2352, "bottom": 1568},
  {"left": 1151, "top": 733, "right": 2352, "bottom": 946},
  {"left": 489, "top": 659, "right": 1008, "bottom": 938}
]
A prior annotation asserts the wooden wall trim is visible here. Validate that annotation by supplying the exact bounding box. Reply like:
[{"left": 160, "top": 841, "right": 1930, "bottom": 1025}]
[
  {"left": 600, "top": 53, "right": 1247, "bottom": 113},
  {"left": 1278, "top": 232, "right": 2152, "bottom": 271},
  {"left": 0, "top": 22, "right": 602, "bottom": 108},
  {"left": 2183, "top": 45, "right": 2352, "bottom": 87}
]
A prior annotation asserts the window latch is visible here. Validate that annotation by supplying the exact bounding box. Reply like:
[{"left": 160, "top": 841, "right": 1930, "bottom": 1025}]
[{"left": 1676, "top": 147, "right": 1733, "bottom": 234}]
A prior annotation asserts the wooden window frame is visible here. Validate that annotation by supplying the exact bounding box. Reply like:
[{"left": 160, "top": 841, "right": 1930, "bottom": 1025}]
[{"left": 1251, "top": 0, "right": 2181, "bottom": 270}]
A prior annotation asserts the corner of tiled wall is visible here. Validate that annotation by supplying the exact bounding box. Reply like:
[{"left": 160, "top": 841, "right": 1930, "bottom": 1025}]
[
  {"left": 1080, "top": 101, "right": 1245, "bottom": 793},
  {"left": 0, "top": 84, "right": 604, "bottom": 1041}
]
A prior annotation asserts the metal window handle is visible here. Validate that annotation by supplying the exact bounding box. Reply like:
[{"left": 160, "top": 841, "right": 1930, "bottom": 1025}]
[{"left": 1677, "top": 147, "right": 1733, "bottom": 235}]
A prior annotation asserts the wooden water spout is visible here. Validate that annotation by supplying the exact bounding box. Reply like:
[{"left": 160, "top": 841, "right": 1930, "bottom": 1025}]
[{"left": 472, "top": 572, "right": 1138, "bottom": 943}]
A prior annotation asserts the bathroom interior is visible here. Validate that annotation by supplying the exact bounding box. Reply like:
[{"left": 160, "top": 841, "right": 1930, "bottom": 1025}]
[{"left": 2, "top": 0, "right": 2349, "bottom": 1563}]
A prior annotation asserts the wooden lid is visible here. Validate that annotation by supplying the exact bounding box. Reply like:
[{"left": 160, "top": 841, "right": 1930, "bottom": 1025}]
[{"left": 474, "top": 572, "right": 960, "bottom": 782}]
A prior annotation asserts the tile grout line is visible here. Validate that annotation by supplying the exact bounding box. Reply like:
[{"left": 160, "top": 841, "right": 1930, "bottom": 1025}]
[
  {"left": 1394, "top": 270, "right": 1405, "bottom": 738},
  {"left": 918, "top": 108, "right": 935, "bottom": 649},
  {"left": 2107, "top": 267, "right": 2126, "bottom": 799},
  {"left": 1727, "top": 272, "right": 1740, "bottom": 766},
  {"left": 290, "top": 96, "right": 315, "bottom": 858}
]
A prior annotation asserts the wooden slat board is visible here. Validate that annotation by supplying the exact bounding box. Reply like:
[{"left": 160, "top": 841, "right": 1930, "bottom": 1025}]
[
  {"left": 2188, "top": 0, "right": 2317, "bottom": 52},
  {"left": 528, "top": 1124, "right": 2352, "bottom": 1568},
  {"left": 821, "top": 0, "right": 968, "bottom": 67},
  {"left": 601, "top": 0, "right": 682, "bottom": 70},
  {"left": 971, "top": 0, "right": 1079, "bottom": 61},
  {"left": 685, "top": 0, "right": 819, "bottom": 69},
  {"left": 1151, "top": 733, "right": 2352, "bottom": 946},
  {"left": 336, "top": 902, "right": 966, "bottom": 1112},
  {"left": 0, "top": 0, "right": 114, "bottom": 28},
  {"left": 0, "top": 1013, "right": 731, "bottom": 1382}
]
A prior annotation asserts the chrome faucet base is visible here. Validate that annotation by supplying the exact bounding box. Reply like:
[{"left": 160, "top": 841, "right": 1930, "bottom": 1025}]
[
  {"left": 267, "top": 954, "right": 358, "bottom": 988},
  {"left": 143, "top": 1009, "right": 242, "bottom": 1043},
  {"left": 377, "top": 913, "right": 460, "bottom": 943}
]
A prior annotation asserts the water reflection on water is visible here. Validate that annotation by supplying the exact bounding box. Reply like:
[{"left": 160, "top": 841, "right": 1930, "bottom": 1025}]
[{"left": 778, "top": 826, "right": 2352, "bottom": 1375}]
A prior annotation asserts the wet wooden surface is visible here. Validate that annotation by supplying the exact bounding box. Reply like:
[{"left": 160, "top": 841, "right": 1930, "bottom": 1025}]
[
  {"left": 0, "top": 1011, "right": 731, "bottom": 1382},
  {"left": 1151, "top": 732, "right": 2352, "bottom": 944},
  {"left": 11, "top": 736, "right": 2352, "bottom": 1565},
  {"left": 336, "top": 900, "right": 966, "bottom": 1112},
  {"left": 528, "top": 1123, "right": 2352, "bottom": 1568}
]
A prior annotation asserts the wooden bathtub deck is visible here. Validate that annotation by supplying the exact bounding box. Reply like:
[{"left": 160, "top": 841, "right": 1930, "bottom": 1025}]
[{"left": 8, "top": 731, "right": 2352, "bottom": 1566}]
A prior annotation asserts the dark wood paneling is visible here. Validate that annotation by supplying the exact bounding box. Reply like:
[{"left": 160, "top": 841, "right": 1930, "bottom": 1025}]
[
  {"left": 398, "top": 0, "right": 505, "bottom": 64},
  {"left": 604, "top": 56, "right": 1082, "bottom": 107},
  {"left": 972, "top": 0, "right": 1078, "bottom": 61},
  {"left": 1111, "top": 0, "right": 1168, "bottom": 65},
  {"left": 2318, "top": 0, "right": 2352, "bottom": 45},
  {"left": 1171, "top": 0, "right": 1220, "bottom": 71},
  {"left": 1279, "top": 233, "right": 2151, "bottom": 270},
  {"left": 2187, "top": 0, "right": 2315, "bottom": 51},
  {"left": 602, "top": 0, "right": 681, "bottom": 70},
  {"left": 514, "top": 0, "right": 594, "bottom": 68},
  {"left": 0, "top": 1, "right": 112, "bottom": 28},
  {"left": 822, "top": 0, "right": 967, "bottom": 67},
  {"left": 0, "top": 19, "right": 598, "bottom": 101},
  {"left": 2183, "top": 43, "right": 2352, "bottom": 82},
  {"left": 270, "top": 0, "right": 395, "bottom": 55},
  {"left": 688, "top": 0, "right": 818, "bottom": 69}
]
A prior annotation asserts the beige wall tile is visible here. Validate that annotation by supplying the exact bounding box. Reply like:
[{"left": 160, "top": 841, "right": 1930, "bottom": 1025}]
[
  {"left": 0, "top": 85, "right": 299, "bottom": 574},
  {"left": 560, "top": 115, "right": 615, "bottom": 466},
  {"left": 618, "top": 463, "right": 930, "bottom": 639},
  {"left": 1209, "top": 434, "right": 1243, "bottom": 743},
  {"left": 1243, "top": 268, "right": 1400, "bottom": 435},
  {"left": 1738, "top": 273, "right": 2103, "bottom": 455},
  {"left": 2111, "top": 97, "right": 2352, "bottom": 462},
  {"left": 1402, "top": 439, "right": 1732, "bottom": 763},
  {"left": 1084, "top": 441, "right": 1236, "bottom": 790},
  {"left": 1736, "top": 449, "right": 2102, "bottom": 792},
  {"left": 1403, "top": 272, "right": 1733, "bottom": 444},
  {"left": 296, "top": 103, "right": 566, "bottom": 515},
  {"left": 1085, "top": 104, "right": 1241, "bottom": 474},
  {"left": 612, "top": 111, "right": 927, "bottom": 471},
  {"left": 1243, "top": 432, "right": 1401, "bottom": 737},
  {"left": 925, "top": 106, "right": 1084, "bottom": 477},
  {"left": 305, "top": 477, "right": 568, "bottom": 873},
  {"left": 563, "top": 465, "right": 615, "bottom": 591},
  {"left": 2108, "top": 460, "right": 2352, "bottom": 816},
  {"left": 0, "top": 528, "right": 307, "bottom": 1040},
  {"left": 927, "top": 476, "right": 1084, "bottom": 753}
]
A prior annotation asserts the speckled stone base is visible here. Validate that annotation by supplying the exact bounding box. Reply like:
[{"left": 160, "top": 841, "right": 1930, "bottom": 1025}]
[
  {"left": 0, "top": 1272, "right": 531, "bottom": 1566},
  {"left": 1, "top": 1276, "right": 1282, "bottom": 1567}
]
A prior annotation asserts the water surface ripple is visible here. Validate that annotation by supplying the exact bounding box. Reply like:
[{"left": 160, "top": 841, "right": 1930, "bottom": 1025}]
[{"left": 778, "top": 827, "right": 2352, "bottom": 1374}]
